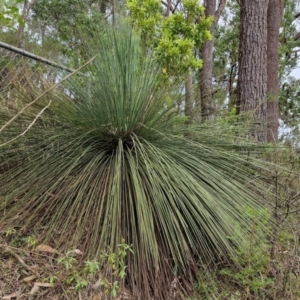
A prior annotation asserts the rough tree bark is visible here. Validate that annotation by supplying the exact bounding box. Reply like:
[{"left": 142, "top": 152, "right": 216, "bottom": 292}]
[
  {"left": 237, "top": 0, "right": 269, "bottom": 141},
  {"left": 199, "top": 0, "right": 226, "bottom": 121},
  {"left": 266, "top": 0, "right": 284, "bottom": 142}
]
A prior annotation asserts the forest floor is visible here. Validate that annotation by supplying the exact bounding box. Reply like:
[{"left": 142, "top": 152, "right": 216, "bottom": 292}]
[
  {"left": 1, "top": 226, "right": 300, "bottom": 300},
  {"left": 0, "top": 233, "right": 111, "bottom": 300}
]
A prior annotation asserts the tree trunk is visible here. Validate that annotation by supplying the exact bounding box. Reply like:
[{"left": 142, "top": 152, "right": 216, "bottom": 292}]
[
  {"left": 200, "top": 38, "right": 214, "bottom": 120},
  {"left": 266, "top": 0, "right": 284, "bottom": 142},
  {"left": 185, "top": 70, "right": 194, "bottom": 122},
  {"left": 237, "top": 0, "right": 269, "bottom": 141},
  {"left": 17, "top": 0, "right": 29, "bottom": 48},
  {"left": 199, "top": 0, "right": 216, "bottom": 121},
  {"left": 199, "top": 0, "right": 227, "bottom": 121}
]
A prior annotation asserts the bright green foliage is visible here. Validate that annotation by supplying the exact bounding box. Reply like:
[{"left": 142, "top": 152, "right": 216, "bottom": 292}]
[
  {"left": 57, "top": 251, "right": 92, "bottom": 291},
  {"left": 83, "top": 260, "right": 100, "bottom": 275},
  {"left": 0, "top": 0, "right": 24, "bottom": 28},
  {"left": 127, "top": 0, "right": 212, "bottom": 73},
  {"left": 127, "top": 0, "right": 162, "bottom": 40},
  {"left": 58, "top": 250, "right": 78, "bottom": 271},
  {"left": 0, "top": 23, "right": 272, "bottom": 299}
]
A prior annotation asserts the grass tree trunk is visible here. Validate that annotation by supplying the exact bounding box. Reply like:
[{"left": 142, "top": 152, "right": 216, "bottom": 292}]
[
  {"left": 266, "top": 0, "right": 284, "bottom": 142},
  {"left": 237, "top": 0, "right": 269, "bottom": 141}
]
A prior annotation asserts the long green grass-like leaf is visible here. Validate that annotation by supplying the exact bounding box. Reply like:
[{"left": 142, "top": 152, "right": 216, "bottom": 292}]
[{"left": 0, "top": 23, "right": 272, "bottom": 299}]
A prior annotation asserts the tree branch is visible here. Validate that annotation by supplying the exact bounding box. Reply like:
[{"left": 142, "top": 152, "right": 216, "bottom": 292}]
[
  {"left": 213, "top": 0, "right": 227, "bottom": 29},
  {"left": 172, "top": 0, "right": 180, "bottom": 13},
  {"left": 294, "top": 11, "right": 300, "bottom": 19},
  {"left": 294, "top": 31, "right": 300, "bottom": 41},
  {"left": 161, "top": 0, "right": 173, "bottom": 14}
]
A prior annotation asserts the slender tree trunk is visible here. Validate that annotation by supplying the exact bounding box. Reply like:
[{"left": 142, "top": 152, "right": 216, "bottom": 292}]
[
  {"left": 185, "top": 70, "right": 194, "bottom": 122},
  {"left": 166, "top": 0, "right": 171, "bottom": 16},
  {"left": 266, "top": 0, "right": 284, "bottom": 142},
  {"left": 199, "top": 0, "right": 227, "bottom": 121},
  {"left": 199, "top": 0, "right": 216, "bottom": 121},
  {"left": 200, "top": 38, "right": 214, "bottom": 120},
  {"left": 237, "top": 0, "right": 269, "bottom": 141},
  {"left": 17, "top": 0, "right": 29, "bottom": 48}
]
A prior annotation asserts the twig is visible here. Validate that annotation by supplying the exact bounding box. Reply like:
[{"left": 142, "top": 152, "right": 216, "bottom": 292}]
[
  {"left": 0, "top": 100, "right": 52, "bottom": 147},
  {"left": 0, "top": 244, "right": 40, "bottom": 277},
  {"left": 0, "top": 56, "right": 96, "bottom": 135}
]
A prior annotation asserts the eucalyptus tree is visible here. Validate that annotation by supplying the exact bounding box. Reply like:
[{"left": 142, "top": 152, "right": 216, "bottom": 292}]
[
  {"left": 0, "top": 0, "right": 24, "bottom": 29},
  {"left": 237, "top": 0, "right": 269, "bottom": 141},
  {"left": 0, "top": 23, "right": 273, "bottom": 298},
  {"left": 215, "top": 0, "right": 298, "bottom": 141}
]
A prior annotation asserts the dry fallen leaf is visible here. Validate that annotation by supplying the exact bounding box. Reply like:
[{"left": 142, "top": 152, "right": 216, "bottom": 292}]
[
  {"left": 91, "top": 277, "right": 102, "bottom": 290},
  {"left": 92, "top": 293, "right": 103, "bottom": 300},
  {"left": 22, "top": 275, "right": 36, "bottom": 282},
  {"left": 29, "top": 282, "right": 53, "bottom": 295},
  {"left": 30, "top": 282, "right": 40, "bottom": 295},
  {"left": 1, "top": 291, "right": 19, "bottom": 299},
  {"left": 35, "top": 244, "right": 59, "bottom": 254}
]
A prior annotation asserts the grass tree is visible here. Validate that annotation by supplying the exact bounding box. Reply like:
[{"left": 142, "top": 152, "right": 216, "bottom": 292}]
[{"left": 0, "top": 23, "right": 271, "bottom": 299}]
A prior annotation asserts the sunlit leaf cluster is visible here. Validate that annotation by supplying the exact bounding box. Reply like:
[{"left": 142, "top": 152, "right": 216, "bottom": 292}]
[
  {"left": 0, "top": 0, "right": 24, "bottom": 28},
  {"left": 127, "top": 0, "right": 212, "bottom": 74}
]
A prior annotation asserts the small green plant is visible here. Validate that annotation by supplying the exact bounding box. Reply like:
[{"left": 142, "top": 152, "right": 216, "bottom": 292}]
[
  {"left": 82, "top": 259, "right": 100, "bottom": 275},
  {"left": 100, "top": 239, "right": 134, "bottom": 297},
  {"left": 8, "top": 233, "right": 38, "bottom": 248},
  {"left": 24, "top": 235, "right": 38, "bottom": 248},
  {"left": 220, "top": 208, "right": 273, "bottom": 299},
  {"left": 54, "top": 240, "right": 133, "bottom": 295},
  {"left": 64, "top": 271, "right": 89, "bottom": 290},
  {"left": 74, "top": 276, "right": 89, "bottom": 291},
  {"left": 48, "top": 275, "right": 58, "bottom": 286},
  {"left": 57, "top": 250, "right": 78, "bottom": 271},
  {"left": 5, "top": 227, "right": 16, "bottom": 237},
  {"left": 57, "top": 251, "right": 89, "bottom": 291}
]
